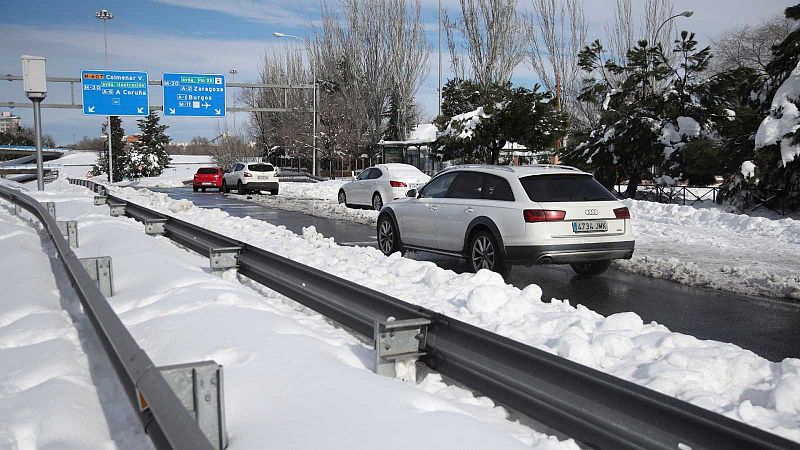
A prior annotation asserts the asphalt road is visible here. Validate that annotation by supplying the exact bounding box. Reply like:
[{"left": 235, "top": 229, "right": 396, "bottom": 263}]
[{"left": 152, "top": 187, "right": 800, "bottom": 361}]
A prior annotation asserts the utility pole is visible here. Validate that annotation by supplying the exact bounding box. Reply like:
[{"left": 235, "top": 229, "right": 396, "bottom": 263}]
[
  {"left": 96, "top": 9, "right": 114, "bottom": 182},
  {"left": 22, "top": 55, "right": 47, "bottom": 190}
]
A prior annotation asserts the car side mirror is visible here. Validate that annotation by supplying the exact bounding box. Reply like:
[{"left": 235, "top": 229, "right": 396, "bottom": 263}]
[{"left": 406, "top": 189, "right": 417, "bottom": 198}]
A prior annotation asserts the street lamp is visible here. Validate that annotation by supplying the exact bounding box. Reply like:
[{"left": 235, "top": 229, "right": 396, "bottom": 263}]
[
  {"left": 96, "top": 8, "right": 115, "bottom": 182},
  {"left": 229, "top": 68, "right": 238, "bottom": 134},
  {"left": 653, "top": 10, "right": 693, "bottom": 48},
  {"left": 273, "top": 31, "right": 318, "bottom": 176}
]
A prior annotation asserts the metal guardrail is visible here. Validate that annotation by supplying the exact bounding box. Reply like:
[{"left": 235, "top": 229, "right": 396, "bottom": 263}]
[
  {"left": 0, "top": 183, "right": 214, "bottom": 450},
  {"left": 68, "top": 178, "right": 800, "bottom": 450}
]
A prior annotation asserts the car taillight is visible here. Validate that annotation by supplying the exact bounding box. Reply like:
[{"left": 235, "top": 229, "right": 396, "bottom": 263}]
[
  {"left": 390, "top": 180, "right": 407, "bottom": 187},
  {"left": 614, "top": 207, "right": 631, "bottom": 219},
  {"left": 244, "top": 172, "right": 252, "bottom": 178},
  {"left": 523, "top": 209, "right": 566, "bottom": 222}
]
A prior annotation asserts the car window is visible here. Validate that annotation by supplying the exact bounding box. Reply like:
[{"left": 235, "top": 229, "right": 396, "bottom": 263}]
[
  {"left": 235, "top": 163, "right": 244, "bottom": 172},
  {"left": 247, "top": 163, "right": 274, "bottom": 172},
  {"left": 483, "top": 174, "right": 514, "bottom": 201},
  {"left": 356, "top": 169, "right": 372, "bottom": 180},
  {"left": 419, "top": 173, "right": 457, "bottom": 198},
  {"left": 197, "top": 168, "right": 219, "bottom": 175},
  {"left": 369, "top": 168, "right": 383, "bottom": 179},
  {"left": 448, "top": 171, "right": 485, "bottom": 199},
  {"left": 520, "top": 174, "right": 617, "bottom": 202}
]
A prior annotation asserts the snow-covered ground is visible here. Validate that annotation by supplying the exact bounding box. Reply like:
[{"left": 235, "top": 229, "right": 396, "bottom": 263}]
[
  {"left": 0, "top": 179, "right": 577, "bottom": 449},
  {"left": 0, "top": 183, "right": 148, "bottom": 449},
  {"left": 54, "top": 152, "right": 212, "bottom": 188},
  {"left": 107, "top": 183, "right": 800, "bottom": 443},
  {"left": 237, "top": 180, "right": 800, "bottom": 300}
]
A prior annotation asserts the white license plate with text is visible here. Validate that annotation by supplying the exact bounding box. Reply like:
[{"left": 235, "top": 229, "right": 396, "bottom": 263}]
[{"left": 572, "top": 221, "right": 607, "bottom": 233}]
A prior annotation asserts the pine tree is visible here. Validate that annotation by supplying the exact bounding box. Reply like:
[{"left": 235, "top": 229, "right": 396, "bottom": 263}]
[
  {"left": 125, "top": 111, "right": 171, "bottom": 178},
  {"left": 96, "top": 116, "right": 126, "bottom": 182}
]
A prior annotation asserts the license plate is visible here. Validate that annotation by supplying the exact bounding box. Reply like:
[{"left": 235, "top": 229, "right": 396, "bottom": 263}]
[
  {"left": 202, "top": 182, "right": 214, "bottom": 186},
  {"left": 258, "top": 176, "right": 268, "bottom": 180},
  {"left": 572, "top": 221, "right": 607, "bottom": 233}
]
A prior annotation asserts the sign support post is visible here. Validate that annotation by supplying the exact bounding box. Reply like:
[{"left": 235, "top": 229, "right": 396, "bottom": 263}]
[
  {"left": 22, "top": 55, "right": 47, "bottom": 190},
  {"left": 107, "top": 116, "right": 113, "bottom": 182}
]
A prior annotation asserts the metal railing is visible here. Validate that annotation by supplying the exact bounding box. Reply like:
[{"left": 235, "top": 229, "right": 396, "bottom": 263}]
[
  {"left": 0, "top": 183, "right": 214, "bottom": 450},
  {"left": 69, "top": 177, "right": 800, "bottom": 450},
  {"left": 615, "top": 184, "right": 799, "bottom": 216}
]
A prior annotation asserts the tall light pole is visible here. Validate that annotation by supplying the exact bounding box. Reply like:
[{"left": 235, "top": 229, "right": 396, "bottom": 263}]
[
  {"left": 273, "top": 32, "right": 317, "bottom": 176},
  {"left": 96, "top": 9, "right": 114, "bottom": 182},
  {"left": 229, "top": 68, "right": 238, "bottom": 135},
  {"left": 653, "top": 10, "right": 693, "bottom": 48},
  {"left": 438, "top": 0, "right": 442, "bottom": 117}
]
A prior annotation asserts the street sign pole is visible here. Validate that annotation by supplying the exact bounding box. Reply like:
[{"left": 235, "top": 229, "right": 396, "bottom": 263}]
[
  {"left": 32, "top": 99, "right": 44, "bottom": 189},
  {"left": 22, "top": 55, "right": 47, "bottom": 190},
  {"left": 107, "top": 116, "right": 113, "bottom": 182}
]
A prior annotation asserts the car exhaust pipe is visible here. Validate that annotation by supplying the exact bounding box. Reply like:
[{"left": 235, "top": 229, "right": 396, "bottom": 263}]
[{"left": 538, "top": 256, "right": 553, "bottom": 265}]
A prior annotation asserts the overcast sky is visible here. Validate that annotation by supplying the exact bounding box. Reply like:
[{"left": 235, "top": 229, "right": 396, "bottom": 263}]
[{"left": 0, "top": 0, "right": 794, "bottom": 145}]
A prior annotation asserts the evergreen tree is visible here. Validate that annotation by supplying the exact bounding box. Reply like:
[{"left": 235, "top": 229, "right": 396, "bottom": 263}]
[
  {"left": 434, "top": 79, "right": 567, "bottom": 164},
  {"left": 723, "top": 4, "right": 800, "bottom": 211},
  {"left": 124, "top": 111, "right": 171, "bottom": 178},
  {"left": 95, "top": 116, "right": 126, "bottom": 182}
]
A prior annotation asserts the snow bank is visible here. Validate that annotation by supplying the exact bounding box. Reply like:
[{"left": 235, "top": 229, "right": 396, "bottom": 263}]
[
  {"left": 615, "top": 199, "right": 800, "bottom": 299},
  {"left": 0, "top": 189, "right": 148, "bottom": 449},
  {"left": 7, "top": 180, "right": 577, "bottom": 449},
  {"left": 108, "top": 184, "right": 800, "bottom": 442}
]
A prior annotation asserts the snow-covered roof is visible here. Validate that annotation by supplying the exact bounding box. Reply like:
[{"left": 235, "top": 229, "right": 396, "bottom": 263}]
[{"left": 379, "top": 123, "right": 438, "bottom": 146}]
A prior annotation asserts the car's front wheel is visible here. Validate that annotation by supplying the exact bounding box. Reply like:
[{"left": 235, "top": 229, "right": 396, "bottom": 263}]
[
  {"left": 570, "top": 260, "right": 611, "bottom": 277},
  {"left": 372, "top": 193, "right": 383, "bottom": 211},
  {"left": 467, "top": 230, "right": 507, "bottom": 274},
  {"left": 377, "top": 215, "right": 401, "bottom": 256}
]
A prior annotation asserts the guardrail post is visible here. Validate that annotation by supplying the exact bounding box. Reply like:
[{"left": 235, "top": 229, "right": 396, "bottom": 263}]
[
  {"left": 79, "top": 256, "right": 114, "bottom": 297},
  {"left": 13, "top": 203, "right": 21, "bottom": 215},
  {"left": 108, "top": 202, "right": 126, "bottom": 217},
  {"left": 144, "top": 218, "right": 167, "bottom": 236},
  {"left": 94, "top": 195, "right": 107, "bottom": 206},
  {"left": 373, "top": 317, "right": 431, "bottom": 380},
  {"left": 57, "top": 220, "right": 79, "bottom": 248},
  {"left": 137, "top": 361, "right": 228, "bottom": 450},
  {"left": 209, "top": 247, "right": 241, "bottom": 271},
  {"left": 42, "top": 201, "right": 55, "bottom": 220}
]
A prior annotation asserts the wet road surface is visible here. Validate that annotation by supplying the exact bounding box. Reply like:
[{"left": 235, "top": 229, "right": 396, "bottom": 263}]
[{"left": 151, "top": 187, "right": 800, "bottom": 361}]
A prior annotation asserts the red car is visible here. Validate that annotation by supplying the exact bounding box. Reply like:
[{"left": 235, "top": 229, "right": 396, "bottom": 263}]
[{"left": 193, "top": 167, "right": 224, "bottom": 192}]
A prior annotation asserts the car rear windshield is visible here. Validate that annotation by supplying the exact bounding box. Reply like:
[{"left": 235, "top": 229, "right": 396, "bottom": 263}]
[
  {"left": 388, "top": 167, "right": 424, "bottom": 179},
  {"left": 196, "top": 168, "right": 219, "bottom": 174},
  {"left": 520, "top": 174, "right": 617, "bottom": 202},
  {"left": 247, "top": 164, "right": 274, "bottom": 172}
]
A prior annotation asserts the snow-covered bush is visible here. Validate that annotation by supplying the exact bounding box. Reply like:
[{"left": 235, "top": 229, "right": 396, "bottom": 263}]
[{"left": 123, "top": 111, "right": 171, "bottom": 179}]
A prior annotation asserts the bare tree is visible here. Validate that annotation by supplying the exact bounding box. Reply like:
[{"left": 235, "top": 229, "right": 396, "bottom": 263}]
[
  {"left": 208, "top": 123, "right": 261, "bottom": 170},
  {"left": 711, "top": 16, "right": 792, "bottom": 74},
  {"left": 605, "top": 0, "right": 634, "bottom": 65},
  {"left": 526, "top": 0, "right": 587, "bottom": 124},
  {"left": 604, "top": 0, "right": 675, "bottom": 66},
  {"left": 445, "top": 0, "right": 528, "bottom": 88}
]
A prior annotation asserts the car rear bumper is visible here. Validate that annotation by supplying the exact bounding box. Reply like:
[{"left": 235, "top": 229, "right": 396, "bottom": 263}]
[
  {"left": 193, "top": 179, "right": 222, "bottom": 187},
  {"left": 504, "top": 240, "right": 635, "bottom": 264},
  {"left": 242, "top": 181, "right": 279, "bottom": 190}
]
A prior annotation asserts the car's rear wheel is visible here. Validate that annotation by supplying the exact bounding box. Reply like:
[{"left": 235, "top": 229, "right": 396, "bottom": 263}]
[
  {"left": 271, "top": 189, "right": 279, "bottom": 195},
  {"left": 201, "top": 187, "right": 206, "bottom": 192},
  {"left": 570, "top": 260, "right": 611, "bottom": 277},
  {"left": 237, "top": 180, "right": 246, "bottom": 194},
  {"left": 467, "top": 230, "right": 507, "bottom": 274},
  {"left": 372, "top": 193, "right": 383, "bottom": 211},
  {"left": 192, "top": 186, "right": 198, "bottom": 192},
  {"left": 338, "top": 190, "right": 347, "bottom": 206},
  {"left": 377, "top": 215, "right": 401, "bottom": 256}
]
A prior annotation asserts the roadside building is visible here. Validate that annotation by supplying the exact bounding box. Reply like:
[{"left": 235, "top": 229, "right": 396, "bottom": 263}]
[{"left": 0, "top": 112, "right": 22, "bottom": 133}]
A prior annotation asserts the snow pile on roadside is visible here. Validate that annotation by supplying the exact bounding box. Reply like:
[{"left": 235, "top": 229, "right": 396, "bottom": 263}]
[
  {"left": 111, "top": 185, "right": 800, "bottom": 442},
  {"left": 232, "top": 179, "right": 381, "bottom": 226},
  {"left": 616, "top": 199, "right": 800, "bottom": 299},
  {"left": 0, "top": 193, "right": 147, "bottom": 449},
  {"left": 8, "top": 180, "right": 576, "bottom": 449}
]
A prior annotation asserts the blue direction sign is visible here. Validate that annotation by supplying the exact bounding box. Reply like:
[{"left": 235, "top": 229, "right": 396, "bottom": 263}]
[
  {"left": 81, "top": 70, "right": 149, "bottom": 116},
  {"left": 162, "top": 73, "right": 226, "bottom": 117}
]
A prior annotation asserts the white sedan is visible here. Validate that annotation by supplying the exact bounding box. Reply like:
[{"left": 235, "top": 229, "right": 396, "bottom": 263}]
[{"left": 338, "top": 163, "right": 430, "bottom": 210}]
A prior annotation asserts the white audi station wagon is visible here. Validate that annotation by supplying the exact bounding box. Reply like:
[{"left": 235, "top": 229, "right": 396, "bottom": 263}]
[{"left": 377, "top": 165, "right": 635, "bottom": 276}]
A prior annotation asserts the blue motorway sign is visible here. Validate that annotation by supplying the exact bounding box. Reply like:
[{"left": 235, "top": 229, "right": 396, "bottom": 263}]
[
  {"left": 162, "top": 73, "right": 225, "bottom": 117},
  {"left": 81, "top": 70, "right": 149, "bottom": 116}
]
